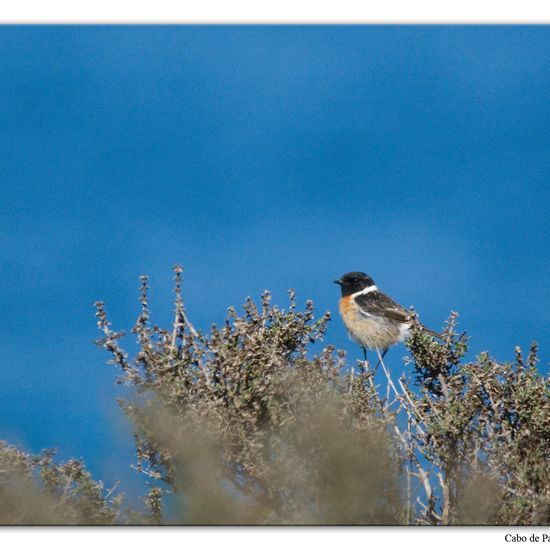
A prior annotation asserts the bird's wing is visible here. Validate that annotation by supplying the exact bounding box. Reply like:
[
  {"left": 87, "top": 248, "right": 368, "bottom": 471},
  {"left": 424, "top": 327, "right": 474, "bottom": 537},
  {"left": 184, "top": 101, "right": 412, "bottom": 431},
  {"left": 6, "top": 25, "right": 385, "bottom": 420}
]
[
  {"left": 354, "top": 292, "right": 411, "bottom": 323},
  {"left": 355, "top": 292, "right": 443, "bottom": 339}
]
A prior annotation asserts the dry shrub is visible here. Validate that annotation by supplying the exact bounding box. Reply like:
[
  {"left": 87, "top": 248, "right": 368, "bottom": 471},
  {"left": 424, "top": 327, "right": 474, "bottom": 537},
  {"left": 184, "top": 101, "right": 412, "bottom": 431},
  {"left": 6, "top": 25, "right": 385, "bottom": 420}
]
[
  {"left": 92, "top": 267, "right": 548, "bottom": 525},
  {"left": 2, "top": 266, "right": 546, "bottom": 525},
  {"left": 404, "top": 319, "right": 549, "bottom": 524},
  {"left": 94, "top": 268, "right": 404, "bottom": 524},
  {"left": 0, "top": 442, "right": 122, "bottom": 525}
]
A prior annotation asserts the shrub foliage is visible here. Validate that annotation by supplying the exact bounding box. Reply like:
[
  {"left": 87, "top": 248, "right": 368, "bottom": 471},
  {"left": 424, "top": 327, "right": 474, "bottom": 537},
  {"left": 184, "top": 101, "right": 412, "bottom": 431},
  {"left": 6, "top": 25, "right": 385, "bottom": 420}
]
[
  {"left": 0, "top": 443, "right": 122, "bottom": 524},
  {"left": 1, "top": 266, "right": 547, "bottom": 524}
]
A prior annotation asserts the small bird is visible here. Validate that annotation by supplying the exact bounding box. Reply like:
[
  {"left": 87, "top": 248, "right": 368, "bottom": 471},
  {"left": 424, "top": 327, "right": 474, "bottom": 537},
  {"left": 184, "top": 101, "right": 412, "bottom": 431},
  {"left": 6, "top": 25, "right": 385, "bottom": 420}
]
[{"left": 334, "top": 271, "right": 442, "bottom": 362}]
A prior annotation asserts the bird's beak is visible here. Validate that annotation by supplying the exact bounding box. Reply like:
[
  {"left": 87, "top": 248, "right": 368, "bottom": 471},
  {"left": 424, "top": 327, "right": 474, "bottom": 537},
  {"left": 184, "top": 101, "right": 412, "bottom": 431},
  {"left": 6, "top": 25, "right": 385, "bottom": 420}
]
[{"left": 334, "top": 279, "right": 342, "bottom": 285}]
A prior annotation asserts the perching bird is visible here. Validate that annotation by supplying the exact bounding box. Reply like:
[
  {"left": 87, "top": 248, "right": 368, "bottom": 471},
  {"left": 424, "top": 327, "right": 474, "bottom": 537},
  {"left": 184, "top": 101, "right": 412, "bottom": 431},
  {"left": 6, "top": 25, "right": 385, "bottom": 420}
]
[{"left": 334, "top": 271, "right": 442, "bottom": 362}]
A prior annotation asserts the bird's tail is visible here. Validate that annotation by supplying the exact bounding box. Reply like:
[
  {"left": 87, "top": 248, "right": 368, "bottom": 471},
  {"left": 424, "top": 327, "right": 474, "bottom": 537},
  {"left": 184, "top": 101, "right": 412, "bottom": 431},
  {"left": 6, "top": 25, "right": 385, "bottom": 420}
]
[{"left": 421, "top": 324, "right": 444, "bottom": 340}]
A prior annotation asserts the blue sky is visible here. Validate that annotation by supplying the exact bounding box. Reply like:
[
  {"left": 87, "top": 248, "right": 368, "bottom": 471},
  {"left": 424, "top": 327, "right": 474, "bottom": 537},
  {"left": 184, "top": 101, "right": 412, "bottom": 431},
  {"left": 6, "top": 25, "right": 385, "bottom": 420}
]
[{"left": 0, "top": 25, "right": 548, "bottom": 503}]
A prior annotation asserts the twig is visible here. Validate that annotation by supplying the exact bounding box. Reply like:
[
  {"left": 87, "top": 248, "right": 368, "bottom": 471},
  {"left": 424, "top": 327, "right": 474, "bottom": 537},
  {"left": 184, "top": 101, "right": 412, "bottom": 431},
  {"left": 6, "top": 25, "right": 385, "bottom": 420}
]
[{"left": 376, "top": 348, "right": 401, "bottom": 402}]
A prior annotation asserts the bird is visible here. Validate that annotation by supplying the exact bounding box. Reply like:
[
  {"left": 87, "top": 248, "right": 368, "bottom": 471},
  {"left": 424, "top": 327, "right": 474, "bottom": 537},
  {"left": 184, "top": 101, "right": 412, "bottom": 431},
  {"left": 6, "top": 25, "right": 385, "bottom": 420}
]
[{"left": 334, "top": 271, "right": 442, "bottom": 363}]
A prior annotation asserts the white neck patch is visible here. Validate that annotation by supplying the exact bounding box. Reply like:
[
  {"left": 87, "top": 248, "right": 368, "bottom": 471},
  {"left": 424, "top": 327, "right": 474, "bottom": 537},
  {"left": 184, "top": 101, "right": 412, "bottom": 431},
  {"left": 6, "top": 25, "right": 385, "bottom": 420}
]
[{"left": 350, "top": 285, "right": 378, "bottom": 298}]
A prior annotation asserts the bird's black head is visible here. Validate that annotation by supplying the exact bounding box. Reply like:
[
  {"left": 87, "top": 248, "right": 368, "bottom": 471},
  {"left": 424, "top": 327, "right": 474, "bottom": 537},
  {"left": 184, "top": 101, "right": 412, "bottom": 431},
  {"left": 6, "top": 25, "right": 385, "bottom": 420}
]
[{"left": 334, "top": 272, "right": 376, "bottom": 297}]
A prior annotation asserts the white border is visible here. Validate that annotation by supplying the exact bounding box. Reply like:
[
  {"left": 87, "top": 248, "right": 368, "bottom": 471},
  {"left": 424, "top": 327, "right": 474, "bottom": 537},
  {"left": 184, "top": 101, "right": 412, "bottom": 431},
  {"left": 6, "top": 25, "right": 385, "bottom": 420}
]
[
  {"left": 0, "top": 0, "right": 549, "bottom": 23},
  {"left": 1, "top": 526, "right": 548, "bottom": 550}
]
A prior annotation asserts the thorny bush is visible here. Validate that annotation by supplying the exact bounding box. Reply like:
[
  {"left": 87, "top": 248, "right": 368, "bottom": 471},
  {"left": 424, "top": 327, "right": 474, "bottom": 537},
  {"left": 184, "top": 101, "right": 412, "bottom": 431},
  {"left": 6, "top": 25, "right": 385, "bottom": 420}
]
[
  {"left": 1, "top": 266, "right": 547, "bottom": 524},
  {"left": 0, "top": 442, "right": 123, "bottom": 524},
  {"left": 92, "top": 267, "right": 548, "bottom": 525},
  {"left": 94, "top": 267, "right": 402, "bottom": 524}
]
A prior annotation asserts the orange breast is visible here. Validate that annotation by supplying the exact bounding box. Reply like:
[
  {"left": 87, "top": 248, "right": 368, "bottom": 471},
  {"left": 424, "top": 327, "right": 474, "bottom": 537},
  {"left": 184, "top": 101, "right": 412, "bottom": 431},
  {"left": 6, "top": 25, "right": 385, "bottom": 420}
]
[
  {"left": 339, "top": 295, "right": 401, "bottom": 350},
  {"left": 339, "top": 295, "right": 354, "bottom": 317}
]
